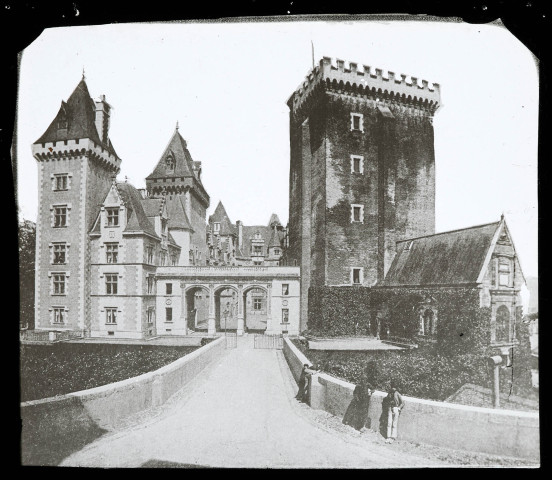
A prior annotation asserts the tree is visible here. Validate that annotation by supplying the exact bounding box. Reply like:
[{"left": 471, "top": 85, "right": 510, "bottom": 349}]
[{"left": 19, "top": 219, "right": 35, "bottom": 329}]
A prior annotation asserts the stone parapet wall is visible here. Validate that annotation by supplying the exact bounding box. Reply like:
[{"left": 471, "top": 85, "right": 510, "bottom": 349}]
[
  {"left": 21, "top": 337, "right": 225, "bottom": 465},
  {"left": 282, "top": 337, "right": 539, "bottom": 460}
]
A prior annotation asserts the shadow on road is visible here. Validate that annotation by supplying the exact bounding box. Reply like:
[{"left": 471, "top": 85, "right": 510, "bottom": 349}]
[{"left": 141, "top": 459, "right": 213, "bottom": 468}]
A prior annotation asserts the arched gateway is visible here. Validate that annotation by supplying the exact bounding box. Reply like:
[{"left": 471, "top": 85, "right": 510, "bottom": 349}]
[{"left": 154, "top": 266, "right": 300, "bottom": 336}]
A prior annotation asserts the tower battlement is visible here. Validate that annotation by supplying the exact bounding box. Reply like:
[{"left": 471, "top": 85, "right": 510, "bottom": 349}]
[{"left": 288, "top": 56, "right": 441, "bottom": 114}]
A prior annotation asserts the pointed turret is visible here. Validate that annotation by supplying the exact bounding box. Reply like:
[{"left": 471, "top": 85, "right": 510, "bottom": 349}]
[
  {"left": 35, "top": 78, "right": 118, "bottom": 158},
  {"left": 268, "top": 213, "right": 281, "bottom": 228},
  {"left": 209, "top": 201, "right": 236, "bottom": 236},
  {"left": 145, "top": 127, "right": 209, "bottom": 209},
  {"left": 268, "top": 225, "right": 282, "bottom": 248}
]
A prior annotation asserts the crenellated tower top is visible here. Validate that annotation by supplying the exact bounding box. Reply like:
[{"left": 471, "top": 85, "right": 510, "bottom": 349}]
[{"left": 288, "top": 56, "right": 441, "bottom": 115}]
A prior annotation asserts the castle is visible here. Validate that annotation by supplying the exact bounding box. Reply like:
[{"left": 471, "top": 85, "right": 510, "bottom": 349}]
[
  {"left": 30, "top": 58, "right": 526, "bottom": 351},
  {"left": 31, "top": 78, "right": 298, "bottom": 338}
]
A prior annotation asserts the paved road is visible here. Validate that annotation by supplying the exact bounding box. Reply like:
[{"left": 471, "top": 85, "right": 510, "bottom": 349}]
[{"left": 61, "top": 335, "right": 446, "bottom": 468}]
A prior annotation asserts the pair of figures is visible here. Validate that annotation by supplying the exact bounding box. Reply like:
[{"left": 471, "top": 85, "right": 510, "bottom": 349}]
[{"left": 343, "top": 380, "right": 405, "bottom": 443}]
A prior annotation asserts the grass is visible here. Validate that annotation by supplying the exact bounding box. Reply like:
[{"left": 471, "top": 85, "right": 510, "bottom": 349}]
[{"left": 20, "top": 343, "right": 199, "bottom": 402}]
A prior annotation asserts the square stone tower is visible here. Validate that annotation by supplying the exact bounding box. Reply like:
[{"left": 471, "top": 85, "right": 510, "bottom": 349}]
[
  {"left": 287, "top": 57, "right": 441, "bottom": 331},
  {"left": 32, "top": 78, "right": 121, "bottom": 332}
]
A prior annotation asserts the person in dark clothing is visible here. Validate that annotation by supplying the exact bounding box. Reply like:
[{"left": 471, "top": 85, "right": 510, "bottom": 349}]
[
  {"left": 296, "top": 364, "right": 310, "bottom": 401},
  {"left": 297, "top": 364, "right": 319, "bottom": 403},
  {"left": 343, "top": 382, "right": 374, "bottom": 431}
]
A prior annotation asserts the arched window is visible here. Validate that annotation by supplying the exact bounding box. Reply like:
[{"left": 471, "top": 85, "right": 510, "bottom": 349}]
[
  {"left": 418, "top": 308, "right": 437, "bottom": 336},
  {"left": 495, "top": 305, "right": 511, "bottom": 342}
]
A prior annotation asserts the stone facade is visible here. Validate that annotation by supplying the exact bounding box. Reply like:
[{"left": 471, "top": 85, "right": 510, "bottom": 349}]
[
  {"left": 32, "top": 78, "right": 298, "bottom": 339},
  {"left": 287, "top": 57, "right": 440, "bottom": 331}
]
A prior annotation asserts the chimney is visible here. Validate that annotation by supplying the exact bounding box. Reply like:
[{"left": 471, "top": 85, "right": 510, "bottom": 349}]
[
  {"left": 95, "top": 95, "right": 111, "bottom": 144},
  {"left": 237, "top": 220, "right": 243, "bottom": 250}
]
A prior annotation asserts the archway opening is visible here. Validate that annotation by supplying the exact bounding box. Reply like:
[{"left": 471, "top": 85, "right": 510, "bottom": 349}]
[
  {"left": 215, "top": 288, "right": 238, "bottom": 332},
  {"left": 243, "top": 287, "right": 268, "bottom": 333},
  {"left": 186, "top": 287, "right": 210, "bottom": 332}
]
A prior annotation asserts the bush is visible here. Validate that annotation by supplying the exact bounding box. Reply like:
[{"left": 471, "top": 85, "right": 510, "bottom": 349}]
[{"left": 291, "top": 339, "right": 525, "bottom": 402}]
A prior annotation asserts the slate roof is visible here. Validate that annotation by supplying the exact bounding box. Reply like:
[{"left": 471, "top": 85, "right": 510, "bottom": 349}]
[
  {"left": 268, "top": 226, "right": 283, "bottom": 248},
  {"left": 209, "top": 201, "right": 236, "bottom": 236},
  {"left": 35, "top": 78, "right": 119, "bottom": 158},
  {"left": 268, "top": 213, "right": 281, "bottom": 227},
  {"left": 166, "top": 196, "right": 193, "bottom": 231},
  {"left": 146, "top": 129, "right": 202, "bottom": 183},
  {"left": 141, "top": 198, "right": 164, "bottom": 217},
  {"left": 380, "top": 221, "right": 501, "bottom": 287},
  {"left": 114, "top": 183, "right": 160, "bottom": 239}
]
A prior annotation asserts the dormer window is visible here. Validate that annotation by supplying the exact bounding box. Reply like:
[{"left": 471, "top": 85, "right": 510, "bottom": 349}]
[
  {"left": 214, "top": 222, "right": 220, "bottom": 233},
  {"left": 57, "top": 116, "right": 68, "bottom": 130},
  {"left": 161, "top": 218, "right": 168, "bottom": 235},
  {"left": 165, "top": 155, "right": 175, "bottom": 171},
  {"left": 106, "top": 208, "right": 119, "bottom": 227}
]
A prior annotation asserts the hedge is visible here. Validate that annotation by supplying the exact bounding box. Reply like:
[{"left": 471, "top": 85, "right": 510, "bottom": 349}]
[{"left": 305, "top": 285, "right": 534, "bottom": 397}]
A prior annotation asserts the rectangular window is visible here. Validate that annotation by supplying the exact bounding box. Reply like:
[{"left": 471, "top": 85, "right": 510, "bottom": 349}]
[
  {"left": 253, "top": 298, "right": 262, "bottom": 310},
  {"left": 351, "top": 204, "right": 364, "bottom": 223},
  {"left": 53, "top": 273, "right": 66, "bottom": 295},
  {"left": 352, "top": 268, "right": 362, "bottom": 285},
  {"left": 147, "top": 245, "right": 154, "bottom": 264},
  {"left": 146, "top": 276, "right": 154, "bottom": 294},
  {"left": 351, "top": 113, "right": 364, "bottom": 132},
  {"left": 282, "top": 284, "right": 289, "bottom": 296},
  {"left": 54, "top": 174, "right": 68, "bottom": 191},
  {"left": 166, "top": 283, "right": 173, "bottom": 295},
  {"left": 499, "top": 260, "right": 511, "bottom": 287},
  {"left": 106, "top": 243, "right": 119, "bottom": 263},
  {"left": 253, "top": 245, "right": 263, "bottom": 255},
  {"left": 147, "top": 308, "right": 155, "bottom": 324},
  {"left": 106, "top": 208, "right": 119, "bottom": 227},
  {"left": 53, "top": 206, "right": 67, "bottom": 227},
  {"left": 171, "top": 254, "right": 178, "bottom": 266},
  {"left": 274, "top": 248, "right": 280, "bottom": 255},
  {"left": 105, "top": 274, "right": 118, "bottom": 295},
  {"left": 53, "top": 307, "right": 66, "bottom": 324},
  {"left": 351, "top": 155, "right": 364, "bottom": 174},
  {"left": 106, "top": 308, "right": 117, "bottom": 325},
  {"left": 282, "top": 308, "right": 289, "bottom": 323},
  {"left": 53, "top": 243, "right": 66, "bottom": 264},
  {"left": 214, "top": 222, "right": 220, "bottom": 233},
  {"left": 166, "top": 307, "right": 173, "bottom": 322}
]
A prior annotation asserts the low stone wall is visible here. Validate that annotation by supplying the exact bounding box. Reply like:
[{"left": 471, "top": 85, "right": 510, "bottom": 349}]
[
  {"left": 282, "top": 335, "right": 312, "bottom": 383},
  {"left": 283, "top": 337, "right": 540, "bottom": 461},
  {"left": 21, "top": 337, "right": 226, "bottom": 466}
]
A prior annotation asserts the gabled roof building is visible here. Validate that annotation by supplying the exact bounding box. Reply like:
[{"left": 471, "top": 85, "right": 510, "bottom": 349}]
[{"left": 31, "top": 77, "right": 298, "bottom": 339}]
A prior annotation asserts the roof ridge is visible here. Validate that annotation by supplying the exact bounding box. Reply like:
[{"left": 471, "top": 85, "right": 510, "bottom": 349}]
[{"left": 396, "top": 221, "right": 501, "bottom": 244}]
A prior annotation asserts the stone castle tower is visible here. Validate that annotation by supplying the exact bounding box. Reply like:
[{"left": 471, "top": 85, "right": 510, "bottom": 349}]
[
  {"left": 32, "top": 78, "right": 121, "bottom": 331},
  {"left": 286, "top": 57, "right": 441, "bottom": 330},
  {"left": 145, "top": 126, "right": 210, "bottom": 265}
]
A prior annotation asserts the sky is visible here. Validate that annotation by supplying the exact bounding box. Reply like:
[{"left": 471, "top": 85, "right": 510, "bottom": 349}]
[{"left": 14, "top": 18, "right": 538, "bottom": 278}]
